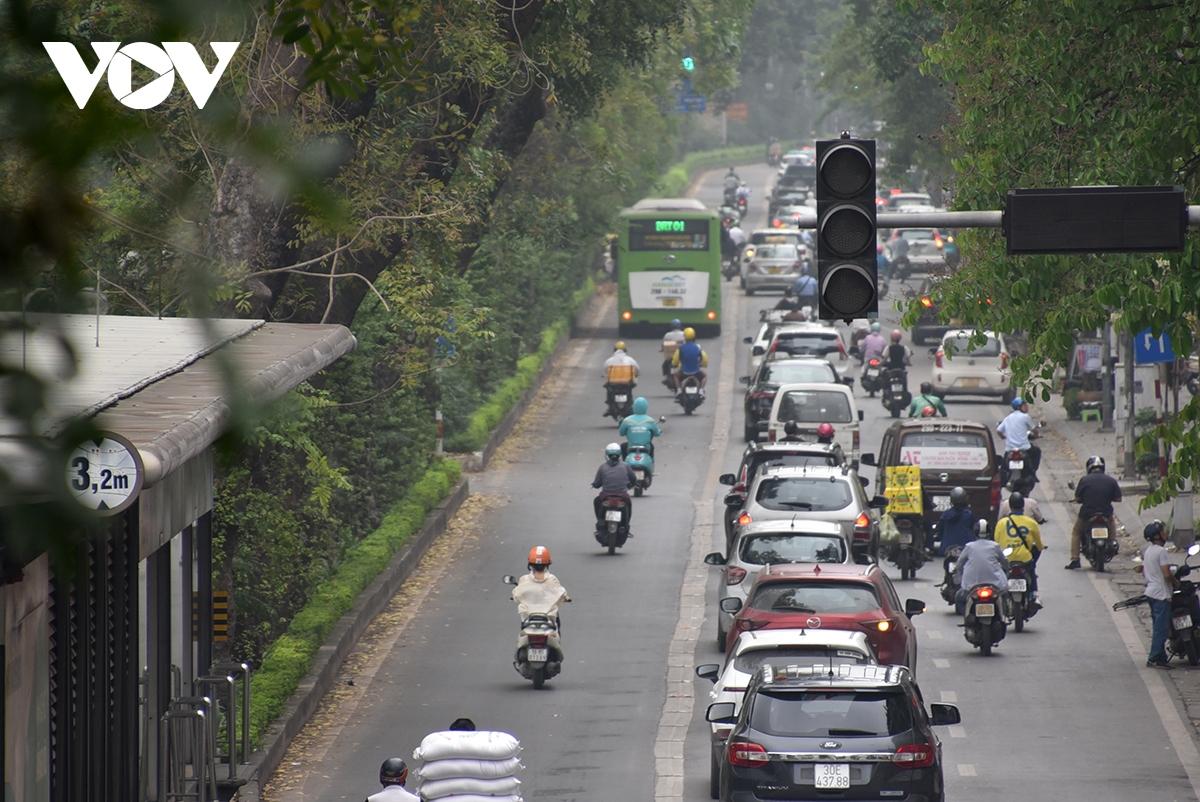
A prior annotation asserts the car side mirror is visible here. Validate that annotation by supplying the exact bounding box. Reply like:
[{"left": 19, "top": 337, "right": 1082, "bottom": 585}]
[
  {"left": 696, "top": 663, "right": 721, "bottom": 683},
  {"left": 858, "top": 410, "right": 865, "bottom": 421},
  {"left": 719, "top": 473, "right": 737, "bottom": 486},
  {"left": 719, "top": 597, "right": 743, "bottom": 614},
  {"left": 723, "top": 493, "right": 744, "bottom": 507},
  {"left": 869, "top": 495, "right": 889, "bottom": 509},
  {"left": 502, "top": 575, "right": 517, "bottom": 586},
  {"left": 743, "top": 336, "right": 754, "bottom": 344},
  {"left": 904, "top": 598, "right": 926, "bottom": 617},
  {"left": 860, "top": 453, "right": 876, "bottom": 467},
  {"left": 704, "top": 552, "right": 727, "bottom": 566},
  {"left": 658, "top": 415, "right": 667, "bottom": 423},
  {"left": 706, "top": 702, "right": 737, "bottom": 723},
  {"left": 929, "top": 703, "right": 961, "bottom": 727},
  {"left": 739, "top": 376, "right": 751, "bottom": 385},
  {"left": 752, "top": 345, "right": 765, "bottom": 357}
]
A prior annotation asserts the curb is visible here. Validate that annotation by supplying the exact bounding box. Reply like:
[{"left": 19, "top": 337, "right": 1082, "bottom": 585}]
[{"left": 233, "top": 478, "right": 470, "bottom": 802}]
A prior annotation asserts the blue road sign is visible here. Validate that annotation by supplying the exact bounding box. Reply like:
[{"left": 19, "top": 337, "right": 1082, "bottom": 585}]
[
  {"left": 674, "top": 92, "right": 706, "bottom": 113},
  {"left": 1134, "top": 327, "right": 1175, "bottom": 364}
]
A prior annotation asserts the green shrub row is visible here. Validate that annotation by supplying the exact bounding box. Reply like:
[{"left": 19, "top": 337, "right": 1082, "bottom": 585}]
[
  {"left": 446, "top": 278, "right": 594, "bottom": 453},
  {"left": 247, "top": 457, "right": 463, "bottom": 748},
  {"left": 653, "top": 141, "right": 800, "bottom": 196}
]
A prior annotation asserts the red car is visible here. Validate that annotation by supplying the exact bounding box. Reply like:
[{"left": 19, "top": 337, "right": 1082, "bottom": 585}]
[{"left": 721, "top": 563, "right": 925, "bottom": 668}]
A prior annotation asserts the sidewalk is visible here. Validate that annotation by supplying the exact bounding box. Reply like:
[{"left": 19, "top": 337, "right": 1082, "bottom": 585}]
[{"left": 1038, "top": 394, "right": 1200, "bottom": 738}]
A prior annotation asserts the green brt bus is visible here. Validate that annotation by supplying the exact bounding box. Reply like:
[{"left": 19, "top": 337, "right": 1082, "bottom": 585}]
[{"left": 616, "top": 198, "right": 722, "bottom": 338}]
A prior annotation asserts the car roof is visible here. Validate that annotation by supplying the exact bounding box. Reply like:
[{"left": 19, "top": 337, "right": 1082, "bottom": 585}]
[
  {"left": 759, "top": 562, "right": 877, "bottom": 579},
  {"left": 774, "top": 325, "right": 840, "bottom": 335},
  {"left": 744, "top": 441, "right": 842, "bottom": 457},
  {"left": 885, "top": 418, "right": 992, "bottom": 433},
  {"left": 943, "top": 328, "right": 1000, "bottom": 340},
  {"left": 754, "top": 663, "right": 910, "bottom": 690},
  {"left": 760, "top": 356, "right": 835, "bottom": 367},
  {"left": 734, "top": 518, "right": 845, "bottom": 537},
  {"left": 731, "top": 628, "right": 872, "bottom": 652},
  {"left": 755, "top": 464, "right": 849, "bottom": 481},
  {"left": 773, "top": 381, "right": 852, "bottom": 395}
]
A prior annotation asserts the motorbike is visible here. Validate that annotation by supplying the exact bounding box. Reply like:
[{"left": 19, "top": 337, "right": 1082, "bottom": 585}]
[
  {"left": 736, "top": 196, "right": 748, "bottom": 221},
  {"left": 502, "top": 574, "right": 569, "bottom": 689},
  {"left": 886, "top": 514, "right": 925, "bottom": 581},
  {"left": 1003, "top": 549, "right": 1037, "bottom": 632},
  {"left": 676, "top": 374, "right": 705, "bottom": 415},
  {"left": 1000, "top": 428, "right": 1041, "bottom": 494},
  {"left": 606, "top": 383, "right": 635, "bottom": 423},
  {"left": 860, "top": 357, "right": 883, "bottom": 397},
  {"left": 963, "top": 583, "right": 1009, "bottom": 656},
  {"left": 939, "top": 544, "right": 963, "bottom": 606},
  {"left": 595, "top": 493, "right": 632, "bottom": 555},
  {"left": 722, "top": 254, "right": 740, "bottom": 282},
  {"left": 880, "top": 367, "right": 911, "bottom": 419},
  {"left": 1114, "top": 544, "right": 1200, "bottom": 665},
  {"left": 1081, "top": 512, "right": 1120, "bottom": 572},
  {"left": 626, "top": 445, "right": 654, "bottom": 496}
]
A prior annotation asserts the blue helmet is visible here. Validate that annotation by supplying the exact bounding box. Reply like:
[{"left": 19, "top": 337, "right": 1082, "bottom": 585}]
[
  {"left": 1011, "top": 396, "right": 1025, "bottom": 409},
  {"left": 632, "top": 397, "right": 649, "bottom": 415},
  {"left": 671, "top": 318, "right": 682, "bottom": 329}
]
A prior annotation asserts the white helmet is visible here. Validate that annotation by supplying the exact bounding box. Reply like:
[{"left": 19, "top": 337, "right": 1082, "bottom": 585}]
[{"left": 605, "top": 443, "right": 622, "bottom": 460}]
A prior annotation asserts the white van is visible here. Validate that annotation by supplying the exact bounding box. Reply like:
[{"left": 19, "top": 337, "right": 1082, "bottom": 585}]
[{"left": 766, "top": 382, "right": 864, "bottom": 462}]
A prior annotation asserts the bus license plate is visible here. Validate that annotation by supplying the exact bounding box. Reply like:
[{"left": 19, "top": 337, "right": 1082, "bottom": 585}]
[
  {"left": 527, "top": 647, "right": 548, "bottom": 662},
  {"left": 1008, "top": 578, "right": 1027, "bottom": 592},
  {"left": 974, "top": 603, "right": 995, "bottom": 618},
  {"left": 1091, "top": 527, "right": 1109, "bottom": 539},
  {"left": 662, "top": 297, "right": 679, "bottom": 307},
  {"left": 813, "top": 764, "right": 849, "bottom": 789},
  {"left": 605, "top": 510, "right": 623, "bottom": 522},
  {"left": 1174, "top": 615, "right": 1193, "bottom": 630}
]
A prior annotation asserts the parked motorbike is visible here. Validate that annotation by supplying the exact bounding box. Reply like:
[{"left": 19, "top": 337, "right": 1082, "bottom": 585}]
[
  {"left": 595, "top": 493, "right": 632, "bottom": 554},
  {"left": 606, "top": 383, "right": 635, "bottom": 423},
  {"left": 860, "top": 357, "right": 883, "bottom": 397},
  {"left": 1114, "top": 544, "right": 1200, "bottom": 665},
  {"left": 502, "top": 574, "right": 569, "bottom": 689},
  {"left": 1003, "top": 549, "right": 1037, "bottom": 632},
  {"left": 880, "top": 367, "right": 911, "bottom": 419},
  {"left": 676, "top": 374, "right": 705, "bottom": 415},
  {"left": 886, "top": 514, "right": 925, "bottom": 580},
  {"left": 939, "top": 544, "right": 963, "bottom": 606},
  {"left": 963, "top": 583, "right": 1008, "bottom": 656}
]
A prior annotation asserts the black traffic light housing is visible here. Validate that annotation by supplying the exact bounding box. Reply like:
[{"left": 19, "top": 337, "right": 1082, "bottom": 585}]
[{"left": 816, "top": 135, "right": 877, "bottom": 321}]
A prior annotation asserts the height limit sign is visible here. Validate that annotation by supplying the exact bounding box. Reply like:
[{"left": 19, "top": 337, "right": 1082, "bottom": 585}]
[{"left": 65, "top": 432, "right": 144, "bottom": 515}]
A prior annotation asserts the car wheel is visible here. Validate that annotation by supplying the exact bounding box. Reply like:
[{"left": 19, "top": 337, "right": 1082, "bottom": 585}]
[{"left": 710, "top": 752, "right": 720, "bottom": 799}]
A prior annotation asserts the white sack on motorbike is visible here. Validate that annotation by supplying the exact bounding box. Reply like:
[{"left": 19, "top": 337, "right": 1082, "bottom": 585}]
[
  {"left": 413, "top": 730, "right": 522, "bottom": 762},
  {"left": 419, "top": 796, "right": 522, "bottom": 802},
  {"left": 416, "top": 756, "right": 524, "bottom": 781},
  {"left": 418, "top": 775, "right": 521, "bottom": 799}
]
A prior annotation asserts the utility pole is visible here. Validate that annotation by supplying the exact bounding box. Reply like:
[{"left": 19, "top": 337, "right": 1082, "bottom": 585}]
[
  {"left": 1123, "top": 330, "right": 1137, "bottom": 478},
  {"left": 1100, "top": 319, "right": 1114, "bottom": 432}
]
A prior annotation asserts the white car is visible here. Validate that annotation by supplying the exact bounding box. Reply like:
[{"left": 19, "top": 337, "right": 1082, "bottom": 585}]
[
  {"left": 766, "top": 382, "right": 863, "bottom": 460},
  {"left": 932, "top": 328, "right": 1013, "bottom": 402},
  {"left": 695, "top": 629, "right": 876, "bottom": 797}
]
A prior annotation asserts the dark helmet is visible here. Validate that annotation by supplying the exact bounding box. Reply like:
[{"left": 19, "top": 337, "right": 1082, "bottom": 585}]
[
  {"left": 1085, "top": 455, "right": 1106, "bottom": 474},
  {"left": 919, "top": 381, "right": 933, "bottom": 395},
  {"left": 1144, "top": 519, "right": 1166, "bottom": 542},
  {"left": 1008, "top": 491, "right": 1025, "bottom": 512},
  {"left": 449, "top": 717, "right": 477, "bottom": 731},
  {"left": 950, "top": 486, "right": 968, "bottom": 508},
  {"left": 380, "top": 758, "right": 409, "bottom": 786},
  {"left": 784, "top": 420, "right": 801, "bottom": 438}
]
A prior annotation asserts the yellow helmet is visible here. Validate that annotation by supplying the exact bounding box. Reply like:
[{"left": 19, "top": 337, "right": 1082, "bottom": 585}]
[
  {"left": 683, "top": 327, "right": 696, "bottom": 341},
  {"left": 614, "top": 340, "right": 627, "bottom": 351}
]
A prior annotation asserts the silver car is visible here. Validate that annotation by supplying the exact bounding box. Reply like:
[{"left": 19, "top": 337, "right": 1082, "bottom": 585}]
[
  {"left": 734, "top": 464, "right": 887, "bottom": 566},
  {"left": 743, "top": 242, "right": 804, "bottom": 294},
  {"left": 704, "top": 519, "right": 853, "bottom": 650}
]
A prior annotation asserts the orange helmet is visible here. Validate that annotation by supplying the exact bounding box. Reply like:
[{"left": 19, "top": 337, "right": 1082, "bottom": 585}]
[{"left": 528, "top": 545, "right": 552, "bottom": 568}]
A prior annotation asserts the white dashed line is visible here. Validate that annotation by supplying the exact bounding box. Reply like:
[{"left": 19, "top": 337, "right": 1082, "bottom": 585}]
[
  {"left": 940, "top": 690, "right": 958, "bottom": 703},
  {"left": 925, "top": 629, "right": 943, "bottom": 640},
  {"left": 948, "top": 725, "right": 966, "bottom": 739},
  {"left": 957, "top": 764, "right": 977, "bottom": 777},
  {"left": 932, "top": 657, "right": 950, "bottom": 669}
]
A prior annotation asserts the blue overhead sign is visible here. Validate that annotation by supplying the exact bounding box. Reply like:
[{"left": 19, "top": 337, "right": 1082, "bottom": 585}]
[
  {"left": 674, "top": 92, "right": 706, "bottom": 113},
  {"left": 1134, "top": 328, "right": 1175, "bottom": 364}
]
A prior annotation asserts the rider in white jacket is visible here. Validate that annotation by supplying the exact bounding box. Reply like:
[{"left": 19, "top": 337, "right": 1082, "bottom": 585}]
[{"left": 512, "top": 545, "right": 571, "bottom": 620}]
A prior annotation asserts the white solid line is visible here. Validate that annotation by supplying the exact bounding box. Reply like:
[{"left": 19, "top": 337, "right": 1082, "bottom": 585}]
[
  {"left": 940, "top": 690, "right": 958, "bottom": 703},
  {"left": 957, "top": 764, "right": 977, "bottom": 777},
  {"left": 925, "top": 629, "right": 943, "bottom": 640},
  {"left": 932, "top": 657, "right": 950, "bottom": 669},
  {"left": 1091, "top": 572, "right": 1200, "bottom": 799}
]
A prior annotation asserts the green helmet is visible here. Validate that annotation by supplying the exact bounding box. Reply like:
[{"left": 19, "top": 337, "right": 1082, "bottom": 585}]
[
  {"left": 632, "top": 397, "right": 649, "bottom": 415},
  {"left": 870, "top": 321, "right": 881, "bottom": 333}
]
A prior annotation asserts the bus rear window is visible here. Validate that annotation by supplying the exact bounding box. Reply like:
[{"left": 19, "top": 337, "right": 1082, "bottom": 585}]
[{"left": 628, "top": 219, "right": 710, "bottom": 251}]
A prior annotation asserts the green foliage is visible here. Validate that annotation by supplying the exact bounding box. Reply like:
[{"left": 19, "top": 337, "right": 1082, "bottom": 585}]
[{"left": 247, "top": 458, "right": 460, "bottom": 748}]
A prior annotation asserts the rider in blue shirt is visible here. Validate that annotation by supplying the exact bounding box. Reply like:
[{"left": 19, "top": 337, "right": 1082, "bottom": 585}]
[
  {"left": 936, "top": 486, "right": 976, "bottom": 556},
  {"left": 671, "top": 327, "right": 709, "bottom": 392},
  {"left": 619, "top": 397, "right": 663, "bottom": 458}
]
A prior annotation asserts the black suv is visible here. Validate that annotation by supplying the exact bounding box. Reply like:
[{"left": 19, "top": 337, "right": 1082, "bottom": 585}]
[{"left": 707, "top": 663, "right": 960, "bottom": 802}]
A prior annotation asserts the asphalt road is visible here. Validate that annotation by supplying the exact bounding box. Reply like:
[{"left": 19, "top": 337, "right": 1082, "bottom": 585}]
[{"left": 278, "top": 165, "right": 1200, "bottom": 802}]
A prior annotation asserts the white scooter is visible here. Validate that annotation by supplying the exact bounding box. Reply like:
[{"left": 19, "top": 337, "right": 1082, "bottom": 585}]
[{"left": 503, "top": 574, "right": 570, "bottom": 689}]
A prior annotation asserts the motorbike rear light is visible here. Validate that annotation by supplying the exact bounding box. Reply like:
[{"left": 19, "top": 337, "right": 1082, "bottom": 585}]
[
  {"left": 853, "top": 512, "right": 871, "bottom": 542},
  {"left": 726, "top": 566, "right": 748, "bottom": 585},
  {"left": 737, "top": 512, "right": 753, "bottom": 526},
  {"left": 893, "top": 742, "right": 935, "bottom": 769},
  {"left": 919, "top": 295, "right": 933, "bottom": 309},
  {"left": 934, "top": 350, "right": 944, "bottom": 368},
  {"left": 868, "top": 357, "right": 881, "bottom": 367},
  {"left": 772, "top": 218, "right": 783, "bottom": 228},
  {"left": 528, "top": 635, "right": 548, "bottom": 647},
  {"left": 727, "top": 740, "right": 769, "bottom": 767},
  {"left": 976, "top": 586, "right": 994, "bottom": 600},
  {"left": 604, "top": 498, "right": 625, "bottom": 508}
]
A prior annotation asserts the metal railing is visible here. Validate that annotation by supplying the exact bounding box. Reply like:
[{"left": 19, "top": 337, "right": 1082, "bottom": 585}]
[
  {"left": 159, "top": 696, "right": 219, "bottom": 802},
  {"left": 194, "top": 661, "right": 251, "bottom": 780}
]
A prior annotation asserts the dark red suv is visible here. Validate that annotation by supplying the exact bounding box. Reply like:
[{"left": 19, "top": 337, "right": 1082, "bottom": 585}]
[{"left": 721, "top": 563, "right": 925, "bottom": 668}]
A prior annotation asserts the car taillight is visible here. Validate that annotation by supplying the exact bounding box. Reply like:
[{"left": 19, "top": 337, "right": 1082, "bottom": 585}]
[
  {"left": 976, "top": 586, "right": 994, "bottom": 600},
  {"left": 853, "top": 512, "right": 871, "bottom": 542},
  {"left": 528, "top": 635, "right": 548, "bottom": 647},
  {"left": 919, "top": 295, "right": 933, "bottom": 309},
  {"left": 726, "top": 567, "right": 748, "bottom": 585},
  {"left": 749, "top": 390, "right": 774, "bottom": 402},
  {"left": 727, "top": 740, "right": 769, "bottom": 767},
  {"left": 893, "top": 742, "right": 935, "bottom": 769},
  {"left": 934, "top": 350, "right": 944, "bottom": 368},
  {"left": 1000, "top": 351, "right": 1009, "bottom": 369},
  {"left": 768, "top": 430, "right": 777, "bottom": 443},
  {"left": 990, "top": 472, "right": 1001, "bottom": 510},
  {"left": 737, "top": 512, "right": 753, "bottom": 526}
]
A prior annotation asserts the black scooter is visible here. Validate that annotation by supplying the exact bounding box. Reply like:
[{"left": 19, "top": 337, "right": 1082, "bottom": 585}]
[
  {"left": 1114, "top": 543, "right": 1200, "bottom": 665},
  {"left": 939, "top": 544, "right": 963, "bottom": 606},
  {"left": 881, "top": 367, "right": 911, "bottom": 419},
  {"left": 594, "top": 493, "right": 632, "bottom": 555}
]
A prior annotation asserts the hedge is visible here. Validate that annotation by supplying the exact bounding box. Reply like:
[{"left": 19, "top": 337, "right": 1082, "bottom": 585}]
[
  {"left": 446, "top": 277, "right": 594, "bottom": 453},
  {"left": 653, "top": 141, "right": 801, "bottom": 197},
  {"left": 247, "top": 457, "right": 462, "bottom": 748}
]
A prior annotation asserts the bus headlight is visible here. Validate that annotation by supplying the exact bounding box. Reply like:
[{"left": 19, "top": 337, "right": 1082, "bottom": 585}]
[
  {"left": 707, "top": 310, "right": 717, "bottom": 320},
  {"left": 621, "top": 311, "right": 633, "bottom": 321}
]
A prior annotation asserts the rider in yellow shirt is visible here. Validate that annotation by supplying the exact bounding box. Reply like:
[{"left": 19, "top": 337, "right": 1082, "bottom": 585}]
[{"left": 992, "top": 492, "right": 1044, "bottom": 607}]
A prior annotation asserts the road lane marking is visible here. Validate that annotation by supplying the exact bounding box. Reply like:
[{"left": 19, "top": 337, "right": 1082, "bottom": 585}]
[
  {"left": 940, "top": 690, "right": 957, "bottom": 703},
  {"left": 957, "top": 764, "right": 977, "bottom": 777},
  {"left": 932, "top": 658, "right": 950, "bottom": 669},
  {"left": 925, "top": 629, "right": 943, "bottom": 640},
  {"left": 1091, "top": 572, "right": 1200, "bottom": 799},
  {"left": 652, "top": 274, "right": 740, "bottom": 801},
  {"left": 947, "top": 725, "right": 966, "bottom": 739}
]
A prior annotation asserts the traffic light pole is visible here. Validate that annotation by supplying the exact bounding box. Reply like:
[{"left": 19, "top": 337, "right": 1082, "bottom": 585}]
[{"left": 791, "top": 208, "right": 1200, "bottom": 229}]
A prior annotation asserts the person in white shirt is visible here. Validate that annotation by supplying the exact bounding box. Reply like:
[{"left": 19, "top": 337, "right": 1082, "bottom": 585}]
[
  {"left": 1141, "top": 520, "right": 1176, "bottom": 668},
  {"left": 997, "top": 396, "right": 1041, "bottom": 478},
  {"left": 727, "top": 224, "right": 747, "bottom": 249},
  {"left": 366, "top": 758, "right": 419, "bottom": 802},
  {"left": 999, "top": 492, "right": 1044, "bottom": 523}
]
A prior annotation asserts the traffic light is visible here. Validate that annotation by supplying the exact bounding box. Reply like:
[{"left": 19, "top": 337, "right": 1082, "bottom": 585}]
[
  {"left": 681, "top": 55, "right": 695, "bottom": 72},
  {"left": 816, "top": 135, "right": 877, "bottom": 320}
]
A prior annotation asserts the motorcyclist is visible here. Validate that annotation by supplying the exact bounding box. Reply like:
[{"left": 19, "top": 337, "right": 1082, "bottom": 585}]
[
  {"left": 592, "top": 443, "right": 636, "bottom": 529},
  {"left": 791, "top": 267, "right": 818, "bottom": 309},
  {"left": 1065, "top": 455, "right": 1121, "bottom": 569},
  {"left": 891, "top": 233, "right": 910, "bottom": 275},
  {"left": 876, "top": 243, "right": 892, "bottom": 282},
  {"left": 723, "top": 167, "right": 740, "bottom": 204},
  {"left": 619, "top": 396, "right": 663, "bottom": 458},
  {"left": 660, "top": 319, "right": 685, "bottom": 387},
  {"left": 366, "top": 758, "right": 419, "bottom": 802},
  {"left": 671, "top": 327, "right": 708, "bottom": 393},
  {"left": 953, "top": 518, "right": 1011, "bottom": 615},
  {"left": 997, "top": 396, "right": 1041, "bottom": 482},
  {"left": 719, "top": 219, "right": 737, "bottom": 265},
  {"left": 602, "top": 341, "right": 639, "bottom": 417},
  {"left": 908, "top": 381, "right": 947, "bottom": 417},
  {"left": 1000, "top": 491, "right": 1045, "bottom": 523},
  {"left": 512, "top": 546, "right": 571, "bottom": 618},
  {"left": 935, "top": 486, "right": 975, "bottom": 556},
  {"left": 727, "top": 221, "right": 747, "bottom": 250},
  {"left": 993, "top": 491, "right": 1045, "bottom": 609},
  {"left": 860, "top": 322, "right": 887, "bottom": 364},
  {"left": 736, "top": 181, "right": 751, "bottom": 205},
  {"left": 884, "top": 329, "right": 911, "bottom": 370}
]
